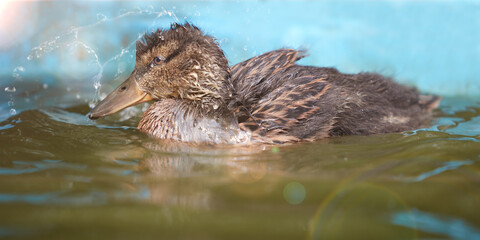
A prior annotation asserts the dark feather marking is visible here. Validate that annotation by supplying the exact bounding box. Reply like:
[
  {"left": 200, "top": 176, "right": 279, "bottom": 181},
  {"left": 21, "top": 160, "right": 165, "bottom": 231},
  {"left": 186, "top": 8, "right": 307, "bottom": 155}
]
[
  {"left": 238, "top": 74, "right": 330, "bottom": 142},
  {"left": 165, "top": 47, "right": 183, "bottom": 62},
  {"left": 136, "top": 23, "right": 201, "bottom": 59}
]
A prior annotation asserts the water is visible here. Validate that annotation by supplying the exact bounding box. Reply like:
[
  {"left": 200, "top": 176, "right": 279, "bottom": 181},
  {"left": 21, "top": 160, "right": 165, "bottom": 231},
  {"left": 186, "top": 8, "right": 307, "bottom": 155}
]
[
  {"left": 1, "top": 1, "right": 479, "bottom": 239},
  {"left": 0, "top": 87, "right": 479, "bottom": 239}
]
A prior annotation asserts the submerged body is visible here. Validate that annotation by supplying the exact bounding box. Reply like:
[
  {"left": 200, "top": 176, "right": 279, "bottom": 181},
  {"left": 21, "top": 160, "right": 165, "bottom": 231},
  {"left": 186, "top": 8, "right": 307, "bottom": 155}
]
[{"left": 89, "top": 23, "right": 440, "bottom": 144}]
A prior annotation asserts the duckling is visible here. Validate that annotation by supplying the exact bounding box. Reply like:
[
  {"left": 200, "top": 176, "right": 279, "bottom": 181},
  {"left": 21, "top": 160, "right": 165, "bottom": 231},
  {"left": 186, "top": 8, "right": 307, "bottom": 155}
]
[{"left": 89, "top": 23, "right": 440, "bottom": 144}]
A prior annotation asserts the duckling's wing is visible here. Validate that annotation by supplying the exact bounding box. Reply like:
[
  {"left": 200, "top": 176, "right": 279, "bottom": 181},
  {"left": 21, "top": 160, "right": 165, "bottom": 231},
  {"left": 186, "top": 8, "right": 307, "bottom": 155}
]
[
  {"left": 230, "top": 49, "right": 342, "bottom": 143},
  {"left": 231, "top": 50, "right": 440, "bottom": 143},
  {"left": 230, "top": 49, "right": 307, "bottom": 110},
  {"left": 236, "top": 67, "right": 440, "bottom": 143},
  {"left": 238, "top": 71, "right": 337, "bottom": 143}
]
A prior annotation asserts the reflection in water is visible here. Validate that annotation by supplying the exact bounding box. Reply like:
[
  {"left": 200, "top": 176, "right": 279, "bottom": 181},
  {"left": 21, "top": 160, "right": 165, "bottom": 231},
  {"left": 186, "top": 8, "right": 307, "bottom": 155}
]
[
  {"left": 129, "top": 141, "right": 277, "bottom": 207},
  {"left": 139, "top": 141, "right": 269, "bottom": 176}
]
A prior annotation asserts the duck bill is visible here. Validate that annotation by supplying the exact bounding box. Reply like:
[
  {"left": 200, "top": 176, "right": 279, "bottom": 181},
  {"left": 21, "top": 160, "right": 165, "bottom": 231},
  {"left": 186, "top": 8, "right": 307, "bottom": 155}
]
[{"left": 88, "top": 76, "right": 153, "bottom": 119}]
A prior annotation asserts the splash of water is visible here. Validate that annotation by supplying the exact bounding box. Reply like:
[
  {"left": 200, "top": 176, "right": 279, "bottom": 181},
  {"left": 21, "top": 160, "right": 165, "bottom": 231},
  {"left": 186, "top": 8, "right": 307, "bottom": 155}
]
[
  {"left": 5, "top": 66, "right": 25, "bottom": 115},
  {"left": 4, "top": 87, "right": 16, "bottom": 93},
  {"left": 26, "top": 6, "right": 179, "bottom": 115},
  {"left": 11, "top": 66, "right": 25, "bottom": 80}
]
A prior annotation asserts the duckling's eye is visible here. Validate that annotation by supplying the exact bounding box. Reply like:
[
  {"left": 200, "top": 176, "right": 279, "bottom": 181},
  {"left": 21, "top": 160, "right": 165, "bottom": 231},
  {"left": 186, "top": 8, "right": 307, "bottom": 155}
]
[{"left": 150, "top": 56, "right": 165, "bottom": 67}]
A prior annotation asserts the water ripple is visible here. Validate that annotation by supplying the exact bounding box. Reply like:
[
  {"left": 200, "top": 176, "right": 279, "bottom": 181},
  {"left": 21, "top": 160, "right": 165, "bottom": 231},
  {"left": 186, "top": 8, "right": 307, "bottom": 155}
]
[
  {"left": 446, "top": 116, "right": 480, "bottom": 137},
  {"left": 407, "top": 160, "right": 474, "bottom": 183},
  {"left": 0, "top": 168, "right": 39, "bottom": 175},
  {"left": 407, "top": 160, "right": 474, "bottom": 182},
  {"left": 0, "top": 187, "right": 150, "bottom": 206},
  {"left": 392, "top": 209, "right": 480, "bottom": 240},
  {"left": 0, "top": 160, "right": 88, "bottom": 176}
]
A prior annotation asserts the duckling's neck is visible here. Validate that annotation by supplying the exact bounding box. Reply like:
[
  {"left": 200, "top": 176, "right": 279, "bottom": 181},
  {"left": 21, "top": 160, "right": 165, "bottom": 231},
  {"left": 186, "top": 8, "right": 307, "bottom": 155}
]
[{"left": 138, "top": 99, "right": 251, "bottom": 144}]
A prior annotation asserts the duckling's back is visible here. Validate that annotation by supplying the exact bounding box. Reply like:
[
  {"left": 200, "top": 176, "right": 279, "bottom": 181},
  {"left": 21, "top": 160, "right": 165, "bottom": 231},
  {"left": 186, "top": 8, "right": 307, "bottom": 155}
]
[{"left": 230, "top": 49, "right": 440, "bottom": 143}]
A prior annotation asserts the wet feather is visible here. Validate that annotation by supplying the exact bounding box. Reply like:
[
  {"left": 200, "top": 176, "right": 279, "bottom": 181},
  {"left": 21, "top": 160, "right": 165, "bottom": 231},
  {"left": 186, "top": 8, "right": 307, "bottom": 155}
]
[{"left": 126, "top": 23, "right": 441, "bottom": 144}]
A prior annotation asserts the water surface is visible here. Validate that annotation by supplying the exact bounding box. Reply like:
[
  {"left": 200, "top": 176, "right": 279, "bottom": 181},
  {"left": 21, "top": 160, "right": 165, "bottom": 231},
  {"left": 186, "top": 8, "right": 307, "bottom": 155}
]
[{"left": 1, "top": 84, "right": 479, "bottom": 239}]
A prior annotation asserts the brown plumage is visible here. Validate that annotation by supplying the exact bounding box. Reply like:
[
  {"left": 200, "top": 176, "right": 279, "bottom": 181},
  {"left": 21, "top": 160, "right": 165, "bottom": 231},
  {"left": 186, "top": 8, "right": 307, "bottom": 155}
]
[{"left": 89, "top": 23, "right": 441, "bottom": 144}]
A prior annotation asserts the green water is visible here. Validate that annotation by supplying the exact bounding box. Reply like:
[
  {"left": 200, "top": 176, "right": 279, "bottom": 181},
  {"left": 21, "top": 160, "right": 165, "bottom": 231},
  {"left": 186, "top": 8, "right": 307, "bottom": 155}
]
[{"left": 1, "top": 92, "right": 479, "bottom": 239}]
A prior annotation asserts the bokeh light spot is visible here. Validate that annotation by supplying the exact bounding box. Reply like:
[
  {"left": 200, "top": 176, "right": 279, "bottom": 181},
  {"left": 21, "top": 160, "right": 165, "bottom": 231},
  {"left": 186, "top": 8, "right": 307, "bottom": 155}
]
[
  {"left": 283, "top": 181, "right": 306, "bottom": 205},
  {"left": 271, "top": 146, "right": 279, "bottom": 154}
]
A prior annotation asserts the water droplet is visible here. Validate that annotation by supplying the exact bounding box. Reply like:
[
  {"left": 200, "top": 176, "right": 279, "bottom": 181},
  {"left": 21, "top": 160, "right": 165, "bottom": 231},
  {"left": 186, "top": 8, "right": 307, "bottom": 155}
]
[
  {"left": 8, "top": 101, "right": 14, "bottom": 107},
  {"left": 243, "top": 45, "right": 248, "bottom": 51},
  {"left": 4, "top": 86, "right": 16, "bottom": 92},
  {"left": 43, "top": 83, "right": 48, "bottom": 89},
  {"left": 14, "top": 66, "right": 25, "bottom": 72},
  {"left": 76, "top": 94, "right": 81, "bottom": 99},
  {"left": 9, "top": 109, "right": 16, "bottom": 115},
  {"left": 27, "top": 55, "right": 32, "bottom": 61},
  {"left": 94, "top": 82, "right": 101, "bottom": 90},
  {"left": 97, "top": 13, "right": 106, "bottom": 21},
  {"left": 12, "top": 66, "right": 25, "bottom": 80}
]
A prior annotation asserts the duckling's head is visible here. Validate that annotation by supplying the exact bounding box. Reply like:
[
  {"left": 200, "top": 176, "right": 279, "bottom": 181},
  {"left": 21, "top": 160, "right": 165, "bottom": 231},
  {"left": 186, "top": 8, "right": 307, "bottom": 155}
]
[{"left": 89, "top": 23, "right": 231, "bottom": 119}]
